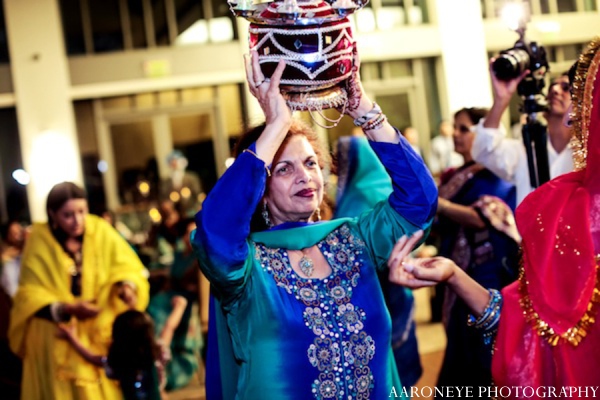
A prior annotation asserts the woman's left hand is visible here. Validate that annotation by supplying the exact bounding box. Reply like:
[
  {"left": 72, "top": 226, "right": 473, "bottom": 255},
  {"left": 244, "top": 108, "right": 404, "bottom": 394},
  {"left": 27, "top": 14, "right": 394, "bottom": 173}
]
[
  {"left": 387, "top": 230, "right": 456, "bottom": 288},
  {"left": 245, "top": 50, "right": 291, "bottom": 128},
  {"left": 344, "top": 43, "right": 365, "bottom": 115}
]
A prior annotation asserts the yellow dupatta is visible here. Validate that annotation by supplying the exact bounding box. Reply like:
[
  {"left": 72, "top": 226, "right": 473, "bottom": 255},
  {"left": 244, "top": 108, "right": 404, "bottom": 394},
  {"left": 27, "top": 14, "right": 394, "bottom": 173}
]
[{"left": 9, "top": 214, "right": 149, "bottom": 399}]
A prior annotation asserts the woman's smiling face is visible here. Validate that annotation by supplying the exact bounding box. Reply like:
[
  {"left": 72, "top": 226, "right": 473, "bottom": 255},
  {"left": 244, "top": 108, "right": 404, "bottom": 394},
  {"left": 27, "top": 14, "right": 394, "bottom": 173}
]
[{"left": 264, "top": 134, "right": 324, "bottom": 226}]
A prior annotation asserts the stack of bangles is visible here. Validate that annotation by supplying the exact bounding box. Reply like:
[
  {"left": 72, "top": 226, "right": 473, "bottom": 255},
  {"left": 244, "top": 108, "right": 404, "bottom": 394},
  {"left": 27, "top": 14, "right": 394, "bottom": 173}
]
[
  {"left": 466, "top": 288, "right": 503, "bottom": 345},
  {"left": 353, "top": 102, "right": 387, "bottom": 131}
]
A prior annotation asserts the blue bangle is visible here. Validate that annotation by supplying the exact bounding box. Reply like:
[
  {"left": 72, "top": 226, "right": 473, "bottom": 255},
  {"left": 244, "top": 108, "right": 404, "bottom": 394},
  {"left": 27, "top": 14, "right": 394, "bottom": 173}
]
[{"left": 467, "top": 288, "right": 503, "bottom": 330}]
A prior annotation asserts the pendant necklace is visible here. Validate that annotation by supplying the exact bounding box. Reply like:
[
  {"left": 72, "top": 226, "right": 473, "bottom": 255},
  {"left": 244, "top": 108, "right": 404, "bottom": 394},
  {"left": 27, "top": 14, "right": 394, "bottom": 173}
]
[{"left": 298, "top": 248, "right": 315, "bottom": 277}]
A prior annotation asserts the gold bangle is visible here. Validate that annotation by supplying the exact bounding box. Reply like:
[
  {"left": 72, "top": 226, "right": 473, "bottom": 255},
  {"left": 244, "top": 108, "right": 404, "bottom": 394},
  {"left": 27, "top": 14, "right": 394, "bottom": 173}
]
[{"left": 243, "top": 148, "right": 271, "bottom": 177}]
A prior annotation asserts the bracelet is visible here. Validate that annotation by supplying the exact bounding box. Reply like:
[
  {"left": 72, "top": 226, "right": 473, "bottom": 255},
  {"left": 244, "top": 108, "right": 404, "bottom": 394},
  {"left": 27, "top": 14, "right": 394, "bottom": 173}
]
[
  {"left": 52, "top": 303, "right": 72, "bottom": 323},
  {"left": 467, "top": 289, "right": 502, "bottom": 328},
  {"left": 362, "top": 113, "right": 387, "bottom": 131},
  {"left": 243, "top": 148, "right": 271, "bottom": 177},
  {"left": 467, "top": 289, "right": 503, "bottom": 345},
  {"left": 353, "top": 102, "right": 382, "bottom": 127}
]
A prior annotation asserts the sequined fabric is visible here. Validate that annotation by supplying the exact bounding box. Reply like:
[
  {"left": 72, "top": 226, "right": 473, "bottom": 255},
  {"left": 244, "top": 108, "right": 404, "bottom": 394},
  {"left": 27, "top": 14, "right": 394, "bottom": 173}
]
[
  {"left": 256, "top": 224, "right": 376, "bottom": 399},
  {"left": 492, "top": 38, "right": 600, "bottom": 392}
]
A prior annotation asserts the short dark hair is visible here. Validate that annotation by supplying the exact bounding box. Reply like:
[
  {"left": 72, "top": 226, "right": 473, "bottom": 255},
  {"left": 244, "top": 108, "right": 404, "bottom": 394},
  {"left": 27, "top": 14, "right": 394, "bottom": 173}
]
[{"left": 454, "top": 107, "right": 489, "bottom": 125}]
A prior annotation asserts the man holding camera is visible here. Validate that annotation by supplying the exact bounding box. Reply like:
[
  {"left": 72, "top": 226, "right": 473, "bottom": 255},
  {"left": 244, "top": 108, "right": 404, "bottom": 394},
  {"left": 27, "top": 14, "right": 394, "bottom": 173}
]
[{"left": 471, "top": 63, "right": 573, "bottom": 205}]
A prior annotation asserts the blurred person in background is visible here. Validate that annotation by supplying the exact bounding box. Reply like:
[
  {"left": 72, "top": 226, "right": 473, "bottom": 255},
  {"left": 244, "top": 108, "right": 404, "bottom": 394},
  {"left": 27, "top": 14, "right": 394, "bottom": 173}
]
[
  {"left": 0, "top": 221, "right": 28, "bottom": 399},
  {"left": 432, "top": 107, "right": 520, "bottom": 393},
  {"left": 402, "top": 126, "right": 423, "bottom": 157},
  {"left": 471, "top": 62, "right": 573, "bottom": 205},
  {"left": 428, "top": 120, "right": 464, "bottom": 181},
  {"left": 9, "top": 182, "right": 150, "bottom": 400},
  {"left": 1, "top": 220, "right": 27, "bottom": 297},
  {"left": 147, "top": 219, "right": 207, "bottom": 391},
  {"left": 160, "top": 150, "right": 203, "bottom": 218},
  {"left": 58, "top": 296, "right": 189, "bottom": 400}
]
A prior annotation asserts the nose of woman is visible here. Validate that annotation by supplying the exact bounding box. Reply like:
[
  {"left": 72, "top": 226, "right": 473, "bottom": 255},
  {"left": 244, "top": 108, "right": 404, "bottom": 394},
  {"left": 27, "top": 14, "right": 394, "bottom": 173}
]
[{"left": 295, "top": 164, "right": 313, "bottom": 184}]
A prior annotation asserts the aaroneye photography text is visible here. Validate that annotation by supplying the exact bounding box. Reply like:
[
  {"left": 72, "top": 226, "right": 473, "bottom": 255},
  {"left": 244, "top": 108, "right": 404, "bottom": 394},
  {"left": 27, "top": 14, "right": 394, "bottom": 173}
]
[{"left": 389, "top": 386, "right": 600, "bottom": 398}]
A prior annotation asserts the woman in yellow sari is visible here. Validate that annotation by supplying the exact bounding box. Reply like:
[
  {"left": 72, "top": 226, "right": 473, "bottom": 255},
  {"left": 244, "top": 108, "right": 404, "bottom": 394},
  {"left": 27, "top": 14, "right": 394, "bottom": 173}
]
[{"left": 9, "top": 182, "right": 150, "bottom": 400}]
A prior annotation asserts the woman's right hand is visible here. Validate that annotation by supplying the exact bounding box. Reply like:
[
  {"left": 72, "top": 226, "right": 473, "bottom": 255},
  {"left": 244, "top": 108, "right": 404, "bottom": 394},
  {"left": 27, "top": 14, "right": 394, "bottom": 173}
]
[
  {"left": 245, "top": 50, "right": 291, "bottom": 128},
  {"left": 63, "top": 301, "right": 100, "bottom": 320},
  {"left": 489, "top": 58, "right": 529, "bottom": 107}
]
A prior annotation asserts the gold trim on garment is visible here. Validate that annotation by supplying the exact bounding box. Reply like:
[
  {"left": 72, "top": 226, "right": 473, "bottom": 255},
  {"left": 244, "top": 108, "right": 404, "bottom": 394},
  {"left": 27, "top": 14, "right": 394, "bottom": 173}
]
[
  {"left": 571, "top": 37, "right": 600, "bottom": 171},
  {"left": 437, "top": 163, "right": 485, "bottom": 200},
  {"left": 517, "top": 255, "right": 600, "bottom": 347}
]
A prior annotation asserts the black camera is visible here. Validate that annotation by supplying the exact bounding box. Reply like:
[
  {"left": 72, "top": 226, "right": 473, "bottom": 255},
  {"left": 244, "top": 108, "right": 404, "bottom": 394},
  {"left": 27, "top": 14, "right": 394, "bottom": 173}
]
[
  {"left": 492, "top": 40, "right": 548, "bottom": 82},
  {"left": 492, "top": 26, "right": 549, "bottom": 112}
]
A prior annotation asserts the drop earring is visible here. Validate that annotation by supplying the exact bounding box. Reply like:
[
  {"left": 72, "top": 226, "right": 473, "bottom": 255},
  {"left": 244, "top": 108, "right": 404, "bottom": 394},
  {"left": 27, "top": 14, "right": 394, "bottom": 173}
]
[{"left": 262, "top": 201, "right": 273, "bottom": 228}]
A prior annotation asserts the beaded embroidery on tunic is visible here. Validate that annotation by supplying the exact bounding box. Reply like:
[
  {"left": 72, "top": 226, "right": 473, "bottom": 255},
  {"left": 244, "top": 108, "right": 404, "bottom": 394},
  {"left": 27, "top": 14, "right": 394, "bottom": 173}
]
[{"left": 254, "top": 224, "right": 376, "bottom": 399}]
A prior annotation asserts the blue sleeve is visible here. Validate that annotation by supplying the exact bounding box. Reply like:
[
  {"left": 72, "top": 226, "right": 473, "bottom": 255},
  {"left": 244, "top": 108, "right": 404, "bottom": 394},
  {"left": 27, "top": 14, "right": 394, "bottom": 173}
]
[
  {"left": 369, "top": 133, "right": 438, "bottom": 227},
  {"left": 192, "top": 143, "right": 266, "bottom": 295}
]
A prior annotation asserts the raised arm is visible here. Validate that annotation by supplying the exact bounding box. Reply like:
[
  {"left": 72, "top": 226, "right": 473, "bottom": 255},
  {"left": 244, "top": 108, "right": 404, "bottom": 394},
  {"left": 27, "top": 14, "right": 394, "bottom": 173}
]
[
  {"left": 471, "top": 60, "right": 528, "bottom": 182},
  {"left": 248, "top": 53, "right": 293, "bottom": 163},
  {"left": 192, "top": 53, "right": 292, "bottom": 300},
  {"left": 344, "top": 46, "right": 436, "bottom": 227},
  {"left": 343, "top": 44, "right": 399, "bottom": 145},
  {"left": 484, "top": 59, "right": 527, "bottom": 130},
  {"left": 159, "top": 295, "right": 188, "bottom": 348}
]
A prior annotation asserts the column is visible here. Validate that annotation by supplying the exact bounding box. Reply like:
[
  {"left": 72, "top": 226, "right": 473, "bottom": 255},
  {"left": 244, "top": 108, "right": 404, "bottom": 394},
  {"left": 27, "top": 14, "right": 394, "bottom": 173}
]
[
  {"left": 93, "top": 100, "right": 120, "bottom": 211},
  {"left": 434, "top": 0, "right": 493, "bottom": 117},
  {"left": 151, "top": 114, "right": 174, "bottom": 180},
  {"left": 4, "top": 0, "right": 83, "bottom": 222}
]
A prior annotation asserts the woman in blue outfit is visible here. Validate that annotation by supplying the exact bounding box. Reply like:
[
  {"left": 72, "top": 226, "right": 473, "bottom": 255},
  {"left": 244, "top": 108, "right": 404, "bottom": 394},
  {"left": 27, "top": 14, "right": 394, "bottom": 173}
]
[
  {"left": 193, "top": 49, "right": 437, "bottom": 400},
  {"left": 433, "top": 107, "right": 521, "bottom": 393}
]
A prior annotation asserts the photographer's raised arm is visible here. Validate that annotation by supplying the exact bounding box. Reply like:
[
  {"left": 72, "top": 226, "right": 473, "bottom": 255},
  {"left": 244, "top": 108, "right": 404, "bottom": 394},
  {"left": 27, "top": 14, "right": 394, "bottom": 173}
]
[
  {"left": 484, "top": 60, "right": 528, "bottom": 129},
  {"left": 471, "top": 61, "right": 528, "bottom": 184}
]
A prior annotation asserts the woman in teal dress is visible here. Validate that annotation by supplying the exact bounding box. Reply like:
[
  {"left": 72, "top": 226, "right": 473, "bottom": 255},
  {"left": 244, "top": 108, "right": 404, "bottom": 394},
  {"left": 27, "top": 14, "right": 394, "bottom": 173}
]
[
  {"left": 193, "top": 50, "right": 437, "bottom": 399},
  {"left": 147, "top": 219, "right": 204, "bottom": 391}
]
